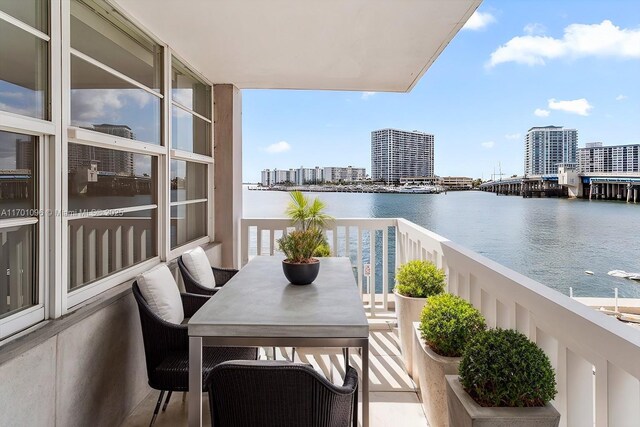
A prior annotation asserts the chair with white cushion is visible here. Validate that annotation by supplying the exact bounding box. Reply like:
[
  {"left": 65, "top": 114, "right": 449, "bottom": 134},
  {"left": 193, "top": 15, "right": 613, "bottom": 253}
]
[
  {"left": 133, "top": 264, "right": 258, "bottom": 426},
  {"left": 178, "top": 246, "right": 238, "bottom": 296}
]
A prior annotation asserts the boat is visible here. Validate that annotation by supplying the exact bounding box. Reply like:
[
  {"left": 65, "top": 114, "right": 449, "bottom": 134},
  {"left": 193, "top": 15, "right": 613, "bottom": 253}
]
[
  {"left": 397, "top": 184, "right": 439, "bottom": 194},
  {"left": 608, "top": 270, "right": 640, "bottom": 280},
  {"left": 585, "top": 271, "right": 594, "bottom": 275}
]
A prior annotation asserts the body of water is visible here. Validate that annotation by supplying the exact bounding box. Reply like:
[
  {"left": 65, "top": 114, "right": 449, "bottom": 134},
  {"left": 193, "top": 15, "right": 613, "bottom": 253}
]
[{"left": 244, "top": 187, "right": 640, "bottom": 298}]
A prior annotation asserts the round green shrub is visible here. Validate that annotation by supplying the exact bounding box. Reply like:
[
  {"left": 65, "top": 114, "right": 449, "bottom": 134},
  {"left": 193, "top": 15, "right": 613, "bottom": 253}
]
[
  {"left": 395, "top": 260, "right": 446, "bottom": 298},
  {"left": 459, "top": 329, "right": 557, "bottom": 407},
  {"left": 419, "top": 293, "right": 486, "bottom": 357}
]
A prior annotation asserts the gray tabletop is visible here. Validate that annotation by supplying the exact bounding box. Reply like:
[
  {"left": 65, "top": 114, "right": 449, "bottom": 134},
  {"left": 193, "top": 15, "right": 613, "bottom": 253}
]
[{"left": 188, "top": 257, "right": 369, "bottom": 338}]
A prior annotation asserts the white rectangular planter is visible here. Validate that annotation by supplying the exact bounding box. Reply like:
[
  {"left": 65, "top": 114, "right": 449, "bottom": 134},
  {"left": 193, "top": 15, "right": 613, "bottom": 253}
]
[
  {"left": 394, "top": 290, "right": 426, "bottom": 378},
  {"left": 446, "top": 375, "right": 560, "bottom": 427},
  {"left": 413, "top": 323, "right": 460, "bottom": 427}
]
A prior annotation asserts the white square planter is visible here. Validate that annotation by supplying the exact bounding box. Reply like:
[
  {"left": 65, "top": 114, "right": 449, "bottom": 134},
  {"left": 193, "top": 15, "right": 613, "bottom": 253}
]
[
  {"left": 394, "top": 290, "right": 426, "bottom": 378},
  {"left": 413, "top": 323, "right": 460, "bottom": 427},
  {"left": 446, "top": 375, "right": 560, "bottom": 427}
]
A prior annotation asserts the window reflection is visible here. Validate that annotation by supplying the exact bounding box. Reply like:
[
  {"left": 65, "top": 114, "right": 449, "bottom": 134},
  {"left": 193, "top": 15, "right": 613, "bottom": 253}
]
[
  {"left": 172, "top": 58, "right": 210, "bottom": 116},
  {"left": 171, "top": 106, "right": 210, "bottom": 155},
  {"left": 0, "top": 224, "right": 37, "bottom": 318},
  {"left": 0, "top": 131, "right": 36, "bottom": 218},
  {"left": 0, "top": 20, "right": 48, "bottom": 119},
  {"left": 170, "top": 160, "right": 207, "bottom": 202},
  {"left": 68, "top": 143, "right": 156, "bottom": 212},
  {"left": 68, "top": 210, "right": 157, "bottom": 290},
  {"left": 171, "top": 202, "right": 207, "bottom": 249},
  {"left": 0, "top": 0, "right": 49, "bottom": 33},
  {"left": 70, "top": 0, "right": 161, "bottom": 92},
  {"left": 70, "top": 55, "right": 161, "bottom": 145}
]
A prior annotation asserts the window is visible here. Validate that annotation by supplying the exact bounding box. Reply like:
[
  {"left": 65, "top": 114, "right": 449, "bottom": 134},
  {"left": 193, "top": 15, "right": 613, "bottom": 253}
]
[
  {"left": 69, "top": 0, "right": 162, "bottom": 144},
  {"left": 169, "top": 57, "right": 212, "bottom": 250},
  {"left": 0, "top": 0, "right": 49, "bottom": 120},
  {"left": 67, "top": 0, "right": 163, "bottom": 292},
  {"left": 0, "top": 131, "right": 39, "bottom": 320}
]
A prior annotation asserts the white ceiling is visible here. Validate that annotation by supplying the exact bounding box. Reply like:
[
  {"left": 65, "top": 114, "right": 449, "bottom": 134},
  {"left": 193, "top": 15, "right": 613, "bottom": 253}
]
[{"left": 112, "top": 0, "right": 481, "bottom": 92}]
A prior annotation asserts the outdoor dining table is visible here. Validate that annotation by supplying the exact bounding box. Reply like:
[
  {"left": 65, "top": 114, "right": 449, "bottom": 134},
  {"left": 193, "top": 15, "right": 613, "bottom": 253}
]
[{"left": 188, "top": 256, "right": 370, "bottom": 427}]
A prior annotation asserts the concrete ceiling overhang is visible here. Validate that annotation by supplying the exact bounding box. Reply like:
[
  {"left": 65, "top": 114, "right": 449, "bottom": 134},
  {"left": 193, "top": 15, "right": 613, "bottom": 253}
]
[{"left": 112, "top": 0, "right": 482, "bottom": 92}]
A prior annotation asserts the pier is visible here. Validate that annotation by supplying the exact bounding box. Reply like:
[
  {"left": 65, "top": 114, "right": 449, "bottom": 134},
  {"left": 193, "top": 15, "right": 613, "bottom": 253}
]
[{"left": 480, "top": 171, "right": 640, "bottom": 202}]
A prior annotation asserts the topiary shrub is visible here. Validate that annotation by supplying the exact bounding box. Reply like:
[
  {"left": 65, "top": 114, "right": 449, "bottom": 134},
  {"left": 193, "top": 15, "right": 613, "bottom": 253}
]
[
  {"left": 395, "top": 260, "right": 446, "bottom": 298},
  {"left": 419, "top": 293, "right": 486, "bottom": 357},
  {"left": 459, "top": 329, "right": 557, "bottom": 407}
]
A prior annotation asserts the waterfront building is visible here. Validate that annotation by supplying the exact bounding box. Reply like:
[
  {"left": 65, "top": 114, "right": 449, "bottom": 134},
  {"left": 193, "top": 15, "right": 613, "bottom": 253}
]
[
  {"left": 441, "top": 176, "right": 473, "bottom": 190},
  {"left": 371, "top": 128, "right": 434, "bottom": 183},
  {"left": 578, "top": 142, "right": 640, "bottom": 173},
  {"left": 524, "top": 126, "right": 578, "bottom": 176},
  {"left": 260, "top": 165, "right": 364, "bottom": 185},
  {"left": 323, "top": 166, "right": 366, "bottom": 183}
]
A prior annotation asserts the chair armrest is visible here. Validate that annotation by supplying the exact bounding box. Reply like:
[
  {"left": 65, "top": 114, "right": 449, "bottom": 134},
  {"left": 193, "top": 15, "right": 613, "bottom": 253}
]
[
  {"left": 341, "top": 365, "right": 359, "bottom": 393},
  {"left": 212, "top": 267, "right": 239, "bottom": 286},
  {"left": 181, "top": 292, "right": 211, "bottom": 318}
]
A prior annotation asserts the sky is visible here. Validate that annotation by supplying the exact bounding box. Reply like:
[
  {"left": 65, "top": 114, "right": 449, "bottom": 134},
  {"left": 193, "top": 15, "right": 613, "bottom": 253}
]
[{"left": 241, "top": 0, "right": 640, "bottom": 182}]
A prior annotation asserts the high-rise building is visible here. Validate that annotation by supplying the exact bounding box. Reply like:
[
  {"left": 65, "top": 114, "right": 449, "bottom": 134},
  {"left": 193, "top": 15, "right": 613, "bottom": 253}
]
[
  {"left": 323, "top": 166, "right": 366, "bottom": 183},
  {"left": 524, "top": 126, "right": 578, "bottom": 176},
  {"left": 578, "top": 142, "right": 640, "bottom": 173},
  {"left": 371, "top": 128, "right": 434, "bottom": 183}
]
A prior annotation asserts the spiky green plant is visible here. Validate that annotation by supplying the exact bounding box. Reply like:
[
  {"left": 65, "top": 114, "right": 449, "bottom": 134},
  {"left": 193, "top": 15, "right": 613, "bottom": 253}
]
[{"left": 277, "top": 229, "right": 326, "bottom": 263}]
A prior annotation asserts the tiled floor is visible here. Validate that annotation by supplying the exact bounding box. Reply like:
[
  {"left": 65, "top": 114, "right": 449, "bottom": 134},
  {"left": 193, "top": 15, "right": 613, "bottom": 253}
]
[{"left": 120, "top": 309, "right": 428, "bottom": 427}]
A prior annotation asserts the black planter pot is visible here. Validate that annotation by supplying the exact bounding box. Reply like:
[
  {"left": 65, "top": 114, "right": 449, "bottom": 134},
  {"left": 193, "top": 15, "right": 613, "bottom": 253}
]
[{"left": 282, "top": 260, "right": 320, "bottom": 285}]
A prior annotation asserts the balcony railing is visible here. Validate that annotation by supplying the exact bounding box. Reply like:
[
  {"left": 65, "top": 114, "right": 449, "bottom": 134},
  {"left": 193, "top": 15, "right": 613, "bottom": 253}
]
[{"left": 241, "top": 217, "right": 640, "bottom": 427}]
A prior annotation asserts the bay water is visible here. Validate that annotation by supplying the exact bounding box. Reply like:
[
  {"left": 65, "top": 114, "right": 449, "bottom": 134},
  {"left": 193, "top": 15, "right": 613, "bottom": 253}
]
[{"left": 244, "top": 187, "right": 640, "bottom": 298}]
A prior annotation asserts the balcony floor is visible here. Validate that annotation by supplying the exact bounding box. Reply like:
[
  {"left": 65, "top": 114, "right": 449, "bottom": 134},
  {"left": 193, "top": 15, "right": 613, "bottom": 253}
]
[{"left": 120, "top": 307, "right": 428, "bottom": 427}]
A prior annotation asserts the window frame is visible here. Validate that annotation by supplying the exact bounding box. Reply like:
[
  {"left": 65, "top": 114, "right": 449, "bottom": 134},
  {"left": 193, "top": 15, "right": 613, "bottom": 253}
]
[{"left": 0, "top": 0, "right": 53, "bottom": 339}]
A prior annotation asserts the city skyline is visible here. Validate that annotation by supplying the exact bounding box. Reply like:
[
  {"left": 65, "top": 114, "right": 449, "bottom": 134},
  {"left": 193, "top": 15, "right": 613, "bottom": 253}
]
[{"left": 242, "top": 0, "right": 640, "bottom": 182}]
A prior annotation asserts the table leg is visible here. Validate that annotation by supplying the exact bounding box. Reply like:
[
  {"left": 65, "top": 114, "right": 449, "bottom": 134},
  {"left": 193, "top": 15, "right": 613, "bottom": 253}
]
[
  {"left": 362, "top": 340, "right": 369, "bottom": 427},
  {"left": 189, "top": 336, "right": 203, "bottom": 427}
]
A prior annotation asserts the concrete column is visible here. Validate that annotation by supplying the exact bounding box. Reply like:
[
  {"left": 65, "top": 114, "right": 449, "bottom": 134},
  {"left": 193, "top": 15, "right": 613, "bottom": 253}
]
[
  {"left": 626, "top": 184, "right": 631, "bottom": 203},
  {"left": 214, "top": 84, "right": 242, "bottom": 268},
  {"left": 634, "top": 188, "right": 637, "bottom": 203}
]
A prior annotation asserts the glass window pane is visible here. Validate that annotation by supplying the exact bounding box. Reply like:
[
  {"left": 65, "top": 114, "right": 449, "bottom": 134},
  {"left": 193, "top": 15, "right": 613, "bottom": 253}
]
[
  {"left": 171, "top": 106, "right": 211, "bottom": 155},
  {"left": 0, "top": 0, "right": 48, "bottom": 33},
  {"left": 172, "top": 58, "right": 210, "bottom": 117},
  {"left": 0, "top": 131, "right": 36, "bottom": 218},
  {"left": 0, "top": 224, "right": 37, "bottom": 319},
  {"left": 71, "top": 55, "right": 161, "bottom": 145},
  {"left": 70, "top": 0, "right": 161, "bottom": 92},
  {"left": 170, "top": 160, "right": 207, "bottom": 202},
  {"left": 68, "top": 143, "right": 156, "bottom": 212},
  {"left": 0, "top": 20, "right": 48, "bottom": 119},
  {"left": 68, "top": 210, "right": 157, "bottom": 290},
  {"left": 170, "top": 202, "right": 207, "bottom": 249}
]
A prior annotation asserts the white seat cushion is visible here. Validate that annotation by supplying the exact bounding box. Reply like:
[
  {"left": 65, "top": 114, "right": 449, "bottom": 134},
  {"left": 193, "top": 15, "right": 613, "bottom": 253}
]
[
  {"left": 137, "top": 264, "right": 184, "bottom": 324},
  {"left": 182, "top": 246, "right": 216, "bottom": 289}
]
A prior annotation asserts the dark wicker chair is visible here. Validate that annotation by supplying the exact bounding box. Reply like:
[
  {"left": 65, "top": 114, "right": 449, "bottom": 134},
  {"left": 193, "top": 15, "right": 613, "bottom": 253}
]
[
  {"left": 132, "top": 282, "right": 258, "bottom": 426},
  {"left": 177, "top": 256, "right": 238, "bottom": 296},
  {"left": 208, "top": 360, "right": 359, "bottom": 427}
]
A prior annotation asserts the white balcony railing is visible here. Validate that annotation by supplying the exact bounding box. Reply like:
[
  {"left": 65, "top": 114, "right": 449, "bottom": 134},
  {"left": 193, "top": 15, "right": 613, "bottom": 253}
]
[{"left": 241, "top": 217, "right": 640, "bottom": 427}]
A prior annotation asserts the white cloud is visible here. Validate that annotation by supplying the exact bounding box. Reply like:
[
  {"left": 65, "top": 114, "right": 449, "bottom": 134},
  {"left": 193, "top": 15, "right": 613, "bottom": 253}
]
[
  {"left": 504, "top": 133, "right": 521, "bottom": 140},
  {"left": 361, "top": 92, "right": 376, "bottom": 100},
  {"left": 534, "top": 108, "right": 550, "bottom": 117},
  {"left": 616, "top": 94, "right": 628, "bottom": 101},
  {"left": 548, "top": 98, "right": 593, "bottom": 116},
  {"left": 463, "top": 11, "right": 496, "bottom": 31},
  {"left": 265, "top": 141, "right": 291, "bottom": 153},
  {"left": 488, "top": 20, "right": 640, "bottom": 67},
  {"left": 523, "top": 23, "right": 546, "bottom": 36},
  {"left": 481, "top": 141, "right": 495, "bottom": 149}
]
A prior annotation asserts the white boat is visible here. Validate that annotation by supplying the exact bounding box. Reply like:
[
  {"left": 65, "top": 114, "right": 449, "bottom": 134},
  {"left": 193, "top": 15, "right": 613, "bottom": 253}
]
[
  {"left": 585, "top": 271, "right": 594, "bottom": 275},
  {"left": 397, "top": 184, "right": 438, "bottom": 194},
  {"left": 608, "top": 270, "right": 640, "bottom": 280}
]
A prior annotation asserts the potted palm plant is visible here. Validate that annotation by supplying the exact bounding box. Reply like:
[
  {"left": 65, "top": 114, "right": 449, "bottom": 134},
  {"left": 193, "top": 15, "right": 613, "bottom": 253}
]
[
  {"left": 414, "top": 293, "right": 486, "bottom": 427},
  {"left": 394, "top": 260, "right": 446, "bottom": 376},
  {"left": 276, "top": 191, "right": 333, "bottom": 285},
  {"left": 446, "top": 329, "right": 560, "bottom": 427}
]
